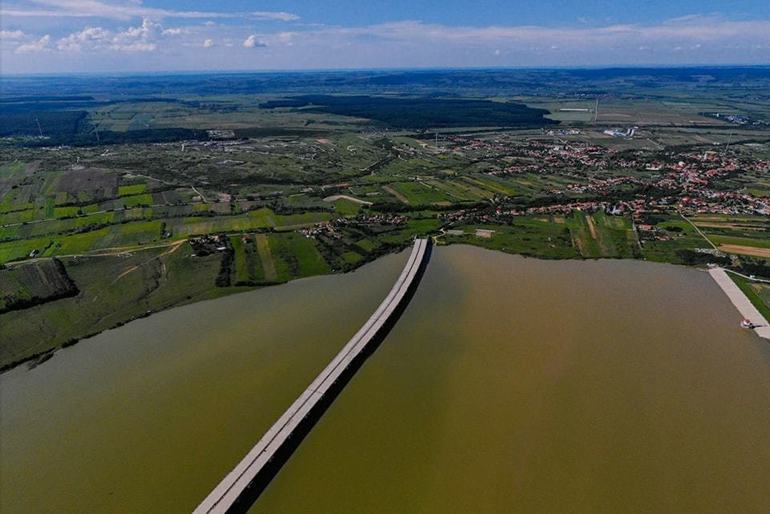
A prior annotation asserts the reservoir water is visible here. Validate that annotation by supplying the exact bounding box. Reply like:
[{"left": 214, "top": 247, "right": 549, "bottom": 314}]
[{"left": 2, "top": 245, "right": 770, "bottom": 513}]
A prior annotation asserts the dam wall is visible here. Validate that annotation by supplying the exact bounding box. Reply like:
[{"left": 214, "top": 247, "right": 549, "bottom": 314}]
[
  {"left": 194, "top": 238, "right": 432, "bottom": 513},
  {"left": 709, "top": 267, "right": 770, "bottom": 339}
]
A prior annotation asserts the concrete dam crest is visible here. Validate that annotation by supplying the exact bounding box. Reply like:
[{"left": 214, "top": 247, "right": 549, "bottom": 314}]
[{"left": 195, "top": 238, "right": 432, "bottom": 514}]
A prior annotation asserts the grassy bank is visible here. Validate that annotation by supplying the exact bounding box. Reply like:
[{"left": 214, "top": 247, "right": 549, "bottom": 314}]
[{"left": 728, "top": 273, "right": 770, "bottom": 324}]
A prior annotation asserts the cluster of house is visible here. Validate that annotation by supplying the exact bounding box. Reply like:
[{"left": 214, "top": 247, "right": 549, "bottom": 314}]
[
  {"left": 189, "top": 234, "right": 229, "bottom": 256},
  {"left": 300, "top": 213, "right": 408, "bottom": 240},
  {"left": 703, "top": 112, "right": 769, "bottom": 127},
  {"left": 437, "top": 138, "right": 769, "bottom": 228}
]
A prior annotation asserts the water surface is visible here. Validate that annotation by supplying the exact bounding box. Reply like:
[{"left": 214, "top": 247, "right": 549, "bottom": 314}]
[
  {"left": 2, "top": 246, "right": 769, "bottom": 513},
  {"left": 255, "top": 246, "right": 770, "bottom": 514},
  {"left": 0, "top": 250, "right": 408, "bottom": 513}
]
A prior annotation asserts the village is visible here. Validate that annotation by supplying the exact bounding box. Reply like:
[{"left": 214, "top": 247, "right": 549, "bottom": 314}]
[{"left": 433, "top": 135, "right": 770, "bottom": 228}]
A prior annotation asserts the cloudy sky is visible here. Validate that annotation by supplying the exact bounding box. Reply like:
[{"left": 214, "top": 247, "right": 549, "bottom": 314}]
[{"left": 1, "top": 0, "right": 768, "bottom": 74}]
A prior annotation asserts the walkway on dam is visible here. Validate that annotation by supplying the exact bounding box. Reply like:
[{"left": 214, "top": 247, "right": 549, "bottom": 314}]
[
  {"left": 709, "top": 267, "right": 770, "bottom": 340},
  {"left": 195, "top": 238, "right": 431, "bottom": 514}
]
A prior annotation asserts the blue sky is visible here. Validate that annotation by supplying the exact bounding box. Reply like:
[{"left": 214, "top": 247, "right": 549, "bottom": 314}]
[{"left": 1, "top": 0, "right": 768, "bottom": 74}]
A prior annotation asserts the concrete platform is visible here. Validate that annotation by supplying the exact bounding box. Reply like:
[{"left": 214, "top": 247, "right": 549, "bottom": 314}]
[{"left": 709, "top": 267, "right": 770, "bottom": 340}]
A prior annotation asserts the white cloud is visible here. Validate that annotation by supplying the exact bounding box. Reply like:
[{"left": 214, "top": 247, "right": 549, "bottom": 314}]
[
  {"left": 56, "top": 18, "right": 164, "bottom": 52},
  {"left": 162, "top": 27, "right": 185, "bottom": 36},
  {"left": 261, "top": 16, "right": 770, "bottom": 56},
  {"left": 4, "top": 13, "right": 770, "bottom": 72},
  {"left": 116, "top": 17, "right": 157, "bottom": 40},
  {"left": 57, "top": 26, "right": 109, "bottom": 51},
  {"left": 1, "top": 29, "right": 26, "bottom": 40},
  {"left": 15, "top": 34, "right": 50, "bottom": 53},
  {"left": 114, "top": 41, "right": 156, "bottom": 51},
  {"left": 251, "top": 11, "right": 299, "bottom": 22},
  {"left": 243, "top": 34, "right": 267, "bottom": 48},
  {"left": 273, "top": 32, "right": 296, "bottom": 46},
  {"left": 2, "top": 0, "right": 299, "bottom": 22}
]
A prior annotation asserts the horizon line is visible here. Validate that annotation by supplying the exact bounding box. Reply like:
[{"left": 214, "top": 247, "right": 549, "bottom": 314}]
[{"left": 2, "top": 63, "right": 769, "bottom": 79}]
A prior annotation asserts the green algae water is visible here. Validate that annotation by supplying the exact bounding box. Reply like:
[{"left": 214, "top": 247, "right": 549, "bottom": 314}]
[{"left": 2, "top": 246, "right": 770, "bottom": 513}]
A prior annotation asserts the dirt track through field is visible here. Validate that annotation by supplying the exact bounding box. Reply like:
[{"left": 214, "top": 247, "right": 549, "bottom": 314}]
[
  {"left": 114, "top": 240, "right": 185, "bottom": 282},
  {"left": 586, "top": 215, "right": 599, "bottom": 240},
  {"left": 322, "top": 194, "right": 372, "bottom": 205},
  {"left": 383, "top": 185, "right": 409, "bottom": 204}
]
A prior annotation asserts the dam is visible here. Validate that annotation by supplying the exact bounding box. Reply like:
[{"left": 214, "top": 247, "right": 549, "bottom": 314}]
[
  {"left": 709, "top": 267, "right": 770, "bottom": 339},
  {"left": 194, "top": 238, "right": 432, "bottom": 514}
]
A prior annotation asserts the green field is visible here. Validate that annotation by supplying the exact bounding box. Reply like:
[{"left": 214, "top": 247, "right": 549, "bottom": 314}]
[
  {"left": 167, "top": 209, "right": 330, "bottom": 238},
  {"left": 639, "top": 217, "right": 712, "bottom": 264},
  {"left": 334, "top": 198, "right": 363, "bottom": 216},
  {"left": 729, "top": 273, "right": 770, "bottom": 323},
  {"left": 380, "top": 218, "right": 443, "bottom": 245},
  {"left": 691, "top": 216, "right": 770, "bottom": 255},
  {"left": 443, "top": 217, "right": 578, "bottom": 259},
  {"left": 0, "top": 243, "right": 231, "bottom": 369},
  {"left": 388, "top": 182, "right": 454, "bottom": 206},
  {"left": 3, "top": 69, "right": 770, "bottom": 370},
  {"left": 267, "top": 232, "right": 330, "bottom": 282},
  {"left": 712, "top": 235, "right": 770, "bottom": 249},
  {"left": 118, "top": 184, "right": 148, "bottom": 196},
  {"left": 230, "top": 235, "right": 266, "bottom": 285},
  {"left": 567, "top": 211, "right": 640, "bottom": 259},
  {"left": 121, "top": 194, "right": 154, "bottom": 208},
  {"left": 0, "top": 259, "right": 77, "bottom": 314}
]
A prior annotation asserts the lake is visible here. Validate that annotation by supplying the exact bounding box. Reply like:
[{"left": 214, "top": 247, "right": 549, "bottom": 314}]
[{"left": 2, "top": 245, "right": 769, "bottom": 513}]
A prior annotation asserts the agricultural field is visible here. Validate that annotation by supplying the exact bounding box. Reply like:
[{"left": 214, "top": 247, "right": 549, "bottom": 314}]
[
  {"left": 442, "top": 213, "right": 644, "bottom": 260},
  {"left": 566, "top": 211, "right": 641, "bottom": 259},
  {"left": 0, "top": 258, "right": 77, "bottom": 314},
  {"left": 637, "top": 215, "right": 715, "bottom": 264},
  {"left": 2, "top": 66, "right": 770, "bottom": 369},
  {"left": 332, "top": 198, "right": 364, "bottom": 216},
  {"left": 267, "top": 232, "right": 330, "bottom": 282},
  {"left": 230, "top": 235, "right": 265, "bottom": 286},
  {"left": 387, "top": 181, "right": 456, "bottom": 206},
  {"left": 442, "top": 217, "right": 578, "bottom": 259},
  {"left": 0, "top": 242, "right": 225, "bottom": 369},
  {"left": 690, "top": 215, "right": 770, "bottom": 258},
  {"left": 228, "top": 232, "right": 329, "bottom": 285}
]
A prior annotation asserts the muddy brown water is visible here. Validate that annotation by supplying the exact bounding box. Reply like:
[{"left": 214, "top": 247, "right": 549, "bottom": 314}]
[{"left": 2, "top": 246, "right": 769, "bottom": 513}]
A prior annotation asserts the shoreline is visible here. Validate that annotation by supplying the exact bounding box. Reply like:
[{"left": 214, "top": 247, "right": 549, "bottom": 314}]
[
  {"left": 708, "top": 267, "right": 770, "bottom": 340},
  {"left": 3, "top": 244, "right": 765, "bottom": 373},
  {"left": 0, "top": 244, "right": 412, "bottom": 374}
]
